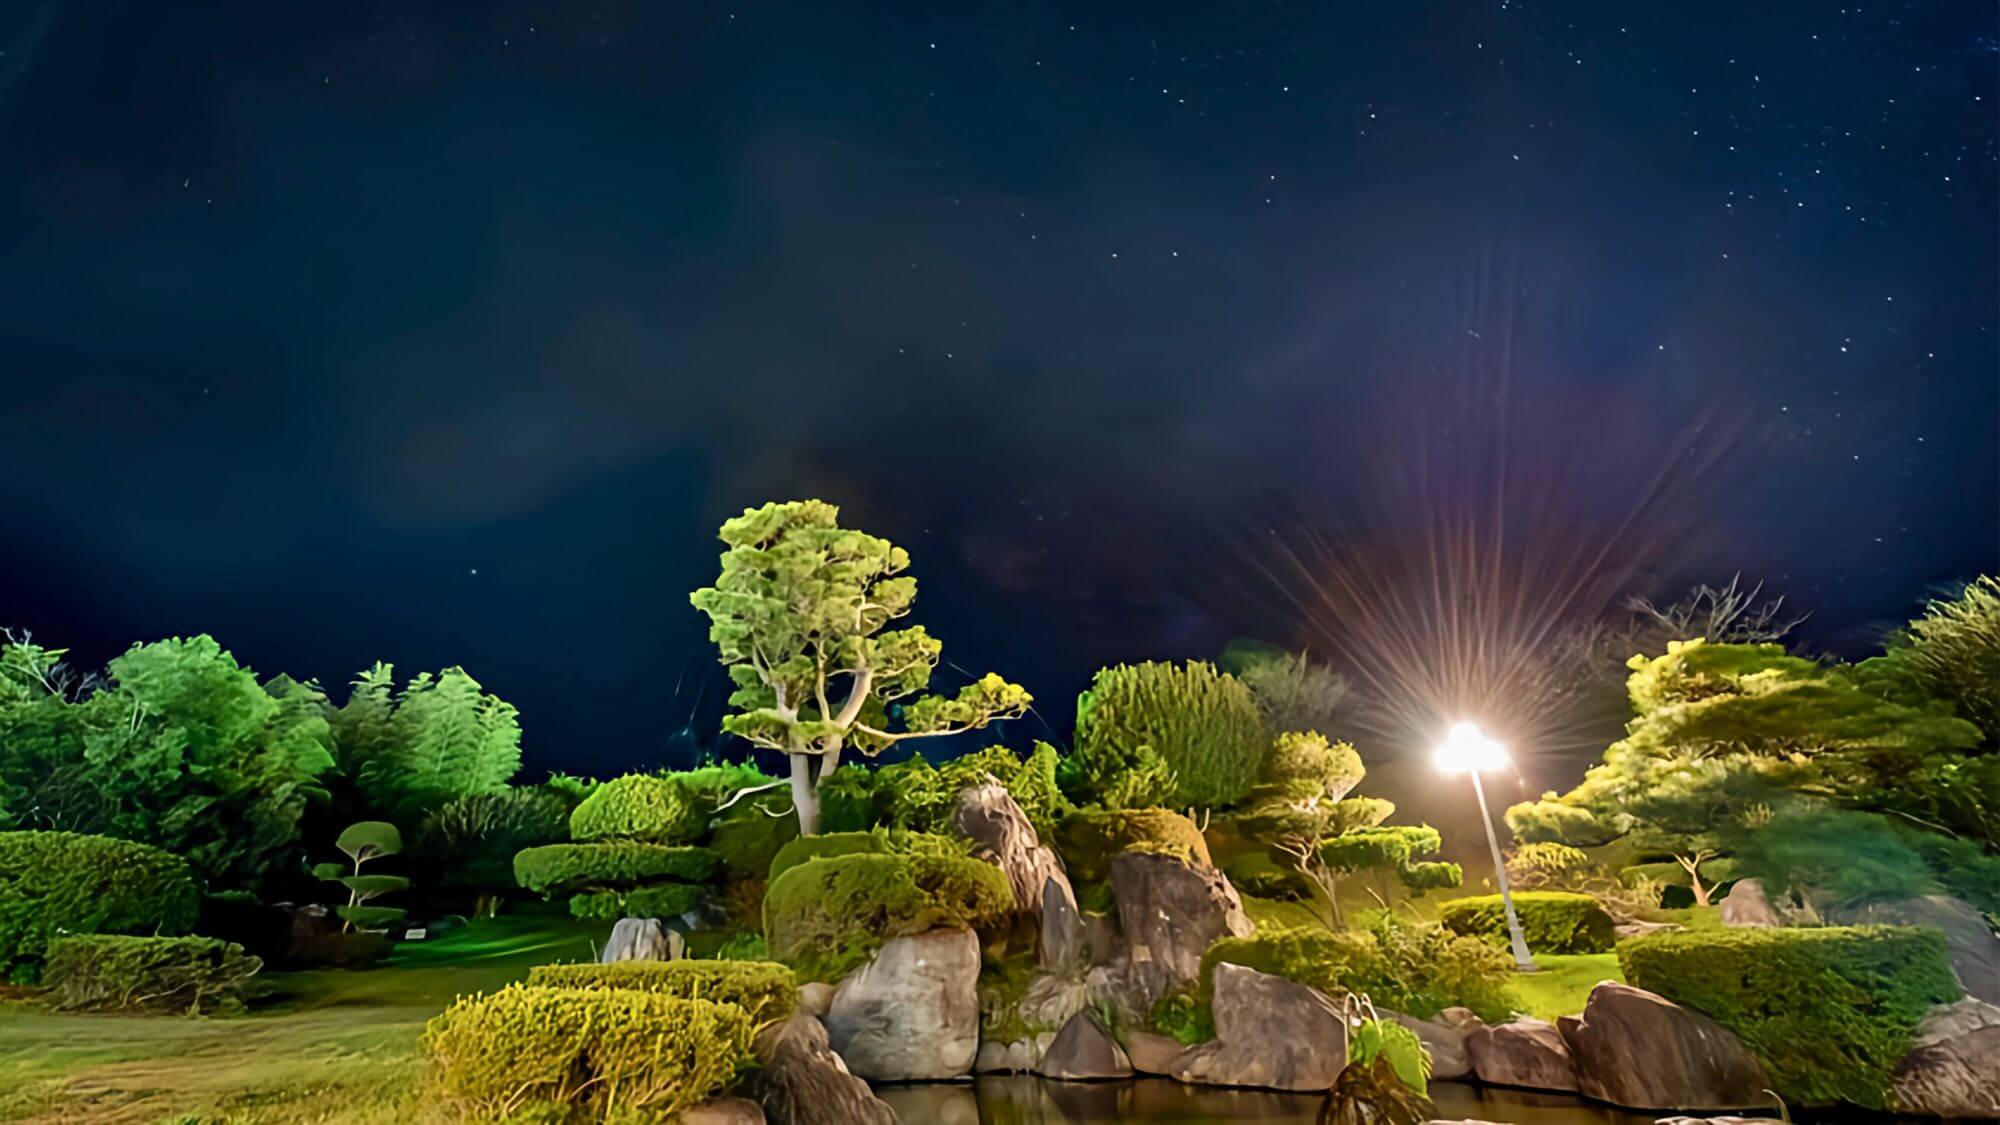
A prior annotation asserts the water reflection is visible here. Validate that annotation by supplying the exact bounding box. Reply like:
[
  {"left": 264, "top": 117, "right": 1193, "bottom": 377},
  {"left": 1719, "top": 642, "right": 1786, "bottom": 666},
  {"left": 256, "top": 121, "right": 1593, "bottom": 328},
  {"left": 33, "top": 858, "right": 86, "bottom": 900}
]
[{"left": 878, "top": 1077, "right": 1699, "bottom": 1125}]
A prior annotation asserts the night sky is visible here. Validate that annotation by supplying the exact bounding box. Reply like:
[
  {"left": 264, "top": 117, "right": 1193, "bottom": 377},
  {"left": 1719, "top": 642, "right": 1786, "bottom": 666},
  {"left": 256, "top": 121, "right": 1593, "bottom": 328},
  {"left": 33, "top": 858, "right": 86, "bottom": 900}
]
[{"left": 2, "top": 1, "right": 1995, "bottom": 785}]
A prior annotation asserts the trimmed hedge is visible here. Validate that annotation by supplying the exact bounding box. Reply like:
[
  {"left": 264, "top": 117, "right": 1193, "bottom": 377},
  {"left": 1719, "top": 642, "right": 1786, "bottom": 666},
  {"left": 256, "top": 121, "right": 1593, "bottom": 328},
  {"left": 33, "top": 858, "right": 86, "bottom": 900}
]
[
  {"left": 569, "top": 883, "right": 707, "bottom": 920},
  {"left": 1057, "top": 808, "right": 1212, "bottom": 884},
  {"left": 422, "top": 984, "right": 753, "bottom": 1120},
  {"left": 569, "top": 774, "right": 703, "bottom": 844},
  {"left": 42, "top": 934, "right": 261, "bottom": 1014},
  {"left": 526, "top": 958, "right": 796, "bottom": 1024},
  {"left": 1201, "top": 919, "right": 1513, "bottom": 1021},
  {"left": 1619, "top": 925, "right": 1961, "bottom": 1108},
  {"left": 0, "top": 832, "right": 199, "bottom": 971},
  {"left": 1439, "top": 891, "right": 1615, "bottom": 954},
  {"left": 513, "top": 843, "right": 722, "bottom": 894},
  {"left": 763, "top": 851, "right": 1013, "bottom": 982}
]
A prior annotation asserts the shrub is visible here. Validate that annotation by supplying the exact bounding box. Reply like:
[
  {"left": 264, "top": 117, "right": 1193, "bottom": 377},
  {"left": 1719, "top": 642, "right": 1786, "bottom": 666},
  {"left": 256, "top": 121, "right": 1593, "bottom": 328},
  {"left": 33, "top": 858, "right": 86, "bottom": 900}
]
[
  {"left": 1202, "top": 919, "right": 1512, "bottom": 1022},
  {"left": 1261, "top": 730, "right": 1365, "bottom": 801},
  {"left": 1071, "top": 661, "right": 1266, "bottom": 808},
  {"left": 422, "top": 984, "right": 753, "bottom": 1120},
  {"left": 1619, "top": 925, "right": 1961, "bottom": 1108},
  {"left": 1057, "top": 807, "right": 1212, "bottom": 883},
  {"left": 569, "top": 883, "right": 707, "bottom": 920},
  {"left": 569, "top": 774, "right": 703, "bottom": 844},
  {"left": 526, "top": 958, "right": 796, "bottom": 1025},
  {"left": 1440, "top": 891, "right": 1616, "bottom": 954},
  {"left": 513, "top": 843, "right": 722, "bottom": 893},
  {"left": 767, "top": 832, "right": 897, "bottom": 884},
  {"left": 417, "top": 788, "right": 571, "bottom": 899},
  {"left": 1225, "top": 851, "right": 1307, "bottom": 899},
  {"left": 42, "top": 934, "right": 261, "bottom": 1014},
  {"left": 707, "top": 796, "right": 800, "bottom": 884},
  {"left": 848, "top": 744, "right": 1073, "bottom": 839},
  {"left": 0, "top": 831, "right": 199, "bottom": 971},
  {"left": 763, "top": 851, "right": 1013, "bottom": 981}
]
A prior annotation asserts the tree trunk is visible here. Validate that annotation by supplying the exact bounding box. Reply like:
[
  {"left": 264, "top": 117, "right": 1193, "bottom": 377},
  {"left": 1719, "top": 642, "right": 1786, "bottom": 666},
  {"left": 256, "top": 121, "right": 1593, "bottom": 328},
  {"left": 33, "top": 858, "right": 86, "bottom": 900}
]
[{"left": 789, "top": 752, "right": 821, "bottom": 836}]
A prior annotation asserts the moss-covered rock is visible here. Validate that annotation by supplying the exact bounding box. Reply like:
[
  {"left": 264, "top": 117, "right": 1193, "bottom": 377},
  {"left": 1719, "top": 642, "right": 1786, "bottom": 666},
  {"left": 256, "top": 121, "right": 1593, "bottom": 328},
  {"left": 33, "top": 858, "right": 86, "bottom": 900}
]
[
  {"left": 1057, "top": 807, "right": 1211, "bottom": 884},
  {"left": 763, "top": 851, "right": 1013, "bottom": 982}
]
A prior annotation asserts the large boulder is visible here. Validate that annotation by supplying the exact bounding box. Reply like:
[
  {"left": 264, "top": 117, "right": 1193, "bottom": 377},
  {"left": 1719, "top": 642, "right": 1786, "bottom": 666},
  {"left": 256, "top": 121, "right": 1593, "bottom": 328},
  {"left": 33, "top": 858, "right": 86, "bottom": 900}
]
[
  {"left": 826, "top": 928, "right": 981, "bottom": 1081},
  {"left": 680, "top": 1098, "right": 767, "bottom": 1125},
  {"left": 1465, "top": 1018, "right": 1579, "bottom": 1093},
  {"left": 600, "top": 916, "right": 679, "bottom": 963},
  {"left": 1087, "top": 851, "right": 1253, "bottom": 1019},
  {"left": 747, "top": 1014, "right": 898, "bottom": 1125},
  {"left": 1383, "top": 1008, "right": 1473, "bottom": 1081},
  {"left": 1829, "top": 895, "right": 2000, "bottom": 1004},
  {"left": 1118, "top": 1028, "right": 1189, "bottom": 1076},
  {"left": 1557, "top": 982, "right": 1769, "bottom": 1110},
  {"left": 1892, "top": 997, "right": 2000, "bottom": 1118},
  {"left": 1035, "top": 1011, "right": 1134, "bottom": 1080},
  {"left": 1170, "top": 962, "right": 1348, "bottom": 1091},
  {"left": 953, "top": 781, "right": 1084, "bottom": 971},
  {"left": 974, "top": 1034, "right": 1055, "bottom": 1074},
  {"left": 1719, "top": 879, "right": 1782, "bottom": 929}
]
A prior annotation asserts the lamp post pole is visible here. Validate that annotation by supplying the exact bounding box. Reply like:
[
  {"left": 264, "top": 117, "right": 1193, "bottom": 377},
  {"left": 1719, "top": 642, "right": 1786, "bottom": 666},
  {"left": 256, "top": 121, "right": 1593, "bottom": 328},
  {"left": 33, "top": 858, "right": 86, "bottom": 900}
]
[{"left": 1466, "top": 767, "right": 1536, "bottom": 972}]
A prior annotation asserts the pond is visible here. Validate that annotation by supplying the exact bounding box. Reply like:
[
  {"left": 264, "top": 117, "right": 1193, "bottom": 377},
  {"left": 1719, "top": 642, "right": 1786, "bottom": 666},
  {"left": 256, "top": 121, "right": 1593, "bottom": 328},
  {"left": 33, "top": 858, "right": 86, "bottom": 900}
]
[{"left": 879, "top": 1077, "right": 1672, "bottom": 1125}]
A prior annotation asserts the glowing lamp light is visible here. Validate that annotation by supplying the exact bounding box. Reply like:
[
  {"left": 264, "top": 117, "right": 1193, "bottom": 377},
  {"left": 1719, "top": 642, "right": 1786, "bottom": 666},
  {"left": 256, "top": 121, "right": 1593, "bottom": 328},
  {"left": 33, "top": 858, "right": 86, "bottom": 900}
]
[{"left": 1432, "top": 721, "right": 1509, "bottom": 775}]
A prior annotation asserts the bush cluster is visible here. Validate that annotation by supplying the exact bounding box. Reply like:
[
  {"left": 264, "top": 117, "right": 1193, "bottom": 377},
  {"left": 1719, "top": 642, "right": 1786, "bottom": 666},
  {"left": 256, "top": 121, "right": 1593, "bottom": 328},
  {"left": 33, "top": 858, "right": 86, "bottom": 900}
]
[
  {"left": 42, "top": 934, "right": 261, "bottom": 1014},
  {"left": 1439, "top": 891, "right": 1616, "bottom": 954},
  {"left": 1618, "top": 925, "right": 1961, "bottom": 1108},
  {"left": 421, "top": 984, "right": 753, "bottom": 1120},
  {"left": 1057, "top": 807, "right": 1212, "bottom": 884},
  {"left": 513, "top": 843, "right": 722, "bottom": 893},
  {"left": 568, "top": 883, "right": 708, "bottom": 921},
  {"left": 1069, "top": 661, "right": 1266, "bottom": 808},
  {"left": 526, "top": 958, "right": 796, "bottom": 1025},
  {"left": 1201, "top": 917, "right": 1513, "bottom": 1021},
  {"left": 762, "top": 850, "right": 1013, "bottom": 981},
  {"left": 818, "top": 744, "right": 1069, "bottom": 839},
  {"left": 0, "top": 831, "right": 200, "bottom": 973},
  {"left": 569, "top": 774, "right": 704, "bottom": 844}
]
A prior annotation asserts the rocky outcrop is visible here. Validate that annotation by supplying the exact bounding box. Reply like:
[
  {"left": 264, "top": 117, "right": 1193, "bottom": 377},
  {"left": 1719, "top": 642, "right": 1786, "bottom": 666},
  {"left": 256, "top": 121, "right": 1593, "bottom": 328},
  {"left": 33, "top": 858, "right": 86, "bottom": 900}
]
[
  {"left": 1087, "top": 851, "right": 1254, "bottom": 1020},
  {"left": 1465, "top": 1017, "right": 1579, "bottom": 1093},
  {"left": 1170, "top": 962, "right": 1348, "bottom": 1091},
  {"left": 795, "top": 981, "right": 835, "bottom": 1018},
  {"left": 1719, "top": 879, "right": 1782, "bottom": 929},
  {"left": 1119, "top": 1029, "right": 1189, "bottom": 1075},
  {"left": 974, "top": 1033, "right": 1055, "bottom": 1074},
  {"left": 1557, "top": 982, "right": 1768, "bottom": 1110},
  {"left": 680, "top": 1098, "right": 767, "bottom": 1125},
  {"left": 600, "top": 916, "right": 682, "bottom": 962},
  {"left": 1035, "top": 1011, "right": 1134, "bottom": 1080},
  {"left": 1892, "top": 997, "right": 2000, "bottom": 1118},
  {"left": 826, "top": 928, "right": 981, "bottom": 1081},
  {"left": 1384, "top": 1008, "right": 1474, "bottom": 1081},
  {"left": 1830, "top": 895, "right": 2000, "bottom": 1004},
  {"left": 748, "top": 1014, "right": 898, "bottom": 1125},
  {"left": 953, "top": 781, "right": 1084, "bottom": 971}
]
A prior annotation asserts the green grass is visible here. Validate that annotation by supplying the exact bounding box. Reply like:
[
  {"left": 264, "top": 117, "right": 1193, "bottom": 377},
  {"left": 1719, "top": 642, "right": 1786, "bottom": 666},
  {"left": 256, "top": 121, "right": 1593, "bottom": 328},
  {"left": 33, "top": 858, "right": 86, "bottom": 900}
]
[
  {"left": 0, "top": 906, "right": 608, "bottom": 1123},
  {"left": 1506, "top": 952, "right": 1623, "bottom": 1021}
]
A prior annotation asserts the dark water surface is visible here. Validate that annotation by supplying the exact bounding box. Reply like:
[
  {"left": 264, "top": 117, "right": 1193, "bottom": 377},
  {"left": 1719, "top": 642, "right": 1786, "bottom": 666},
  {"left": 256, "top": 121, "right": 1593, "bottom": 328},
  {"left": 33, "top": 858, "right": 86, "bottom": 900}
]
[{"left": 881, "top": 1077, "right": 1680, "bottom": 1124}]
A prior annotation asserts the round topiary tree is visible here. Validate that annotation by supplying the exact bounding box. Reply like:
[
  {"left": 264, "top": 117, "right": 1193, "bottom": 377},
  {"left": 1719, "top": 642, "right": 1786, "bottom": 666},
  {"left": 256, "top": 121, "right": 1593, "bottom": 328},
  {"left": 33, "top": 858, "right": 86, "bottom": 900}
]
[
  {"left": 313, "top": 821, "right": 414, "bottom": 933},
  {"left": 514, "top": 774, "right": 722, "bottom": 921},
  {"left": 1070, "top": 661, "right": 1266, "bottom": 809}
]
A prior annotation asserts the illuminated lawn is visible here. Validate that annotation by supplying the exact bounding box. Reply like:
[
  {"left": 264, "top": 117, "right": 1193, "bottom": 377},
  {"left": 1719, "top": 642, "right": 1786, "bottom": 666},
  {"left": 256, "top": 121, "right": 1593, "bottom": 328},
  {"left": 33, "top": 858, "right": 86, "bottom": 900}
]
[{"left": 1506, "top": 953, "right": 1624, "bottom": 1022}]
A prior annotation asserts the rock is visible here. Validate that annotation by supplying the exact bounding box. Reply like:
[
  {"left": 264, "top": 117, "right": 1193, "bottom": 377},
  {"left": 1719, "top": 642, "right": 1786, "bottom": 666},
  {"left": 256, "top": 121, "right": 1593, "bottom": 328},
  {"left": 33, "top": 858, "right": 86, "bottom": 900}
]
[
  {"left": 1464, "top": 1018, "right": 1579, "bottom": 1093},
  {"left": 1119, "top": 1029, "right": 1188, "bottom": 1076},
  {"left": 1082, "top": 911, "right": 1123, "bottom": 967},
  {"left": 826, "top": 928, "right": 981, "bottom": 1081},
  {"left": 1615, "top": 920, "right": 1683, "bottom": 941},
  {"left": 600, "top": 916, "right": 678, "bottom": 962},
  {"left": 1557, "top": 982, "right": 1768, "bottom": 1110},
  {"left": 748, "top": 1014, "right": 898, "bottom": 1125},
  {"left": 1088, "top": 851, "right": 1254, "bottom": 1020},
  {"left": 975, "top": 1034, "right": 1053, "bottom": 1074},
  {"left": 1892, "top": 997, "right": 2000, "bottom": 1118},
  {"left": 1830, "top": 895, "right": 2000, "bottom": 1004},
  {"left": 795, "top": 981, "right": 835, "bottom": 1018},
  {"left": 1383, "top": 1009, "right": 1472, "bottom": 1081},
  {"left": 1436, "top": 1006, "right": 1487, "bottom": 1030},
  {"left": 953, "top": 780, "right": 1084, "bottom": 971},
  {"left": 1655, "top": 1118, "right": 1771, "bottom": 1125},
  {"left": 1170, "top": 962, "right": 1348, "bottom": 1091},
  {"left": 1035, "top": 1011, "right": 1133, "bottom": 1080},
  {"left": 1040, "top": 876, "right": 1088, "bottom": 971},
  {"left": 680, "top": 1097, "right": 767, "bottom": 1125},
  {"left": 1719, "top": 878, "right": 1783, "bottom": 929}
]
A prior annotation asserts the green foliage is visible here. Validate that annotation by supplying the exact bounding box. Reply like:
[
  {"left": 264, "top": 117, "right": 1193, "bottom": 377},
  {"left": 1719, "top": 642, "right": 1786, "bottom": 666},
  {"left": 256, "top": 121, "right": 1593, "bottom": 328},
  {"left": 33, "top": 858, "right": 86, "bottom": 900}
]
[
  {"left": 421, "top": 983, "right": 754, "bottom": 1120},
  {"left": 1071, "top": 661, "right": 1266, "bottom": 808},
  {"left": 1056, "top": 807, "right": 1211, "bottom": 883},
  {"left": 1618, "top": 925, "right": 1962, "bottom": 1108},
  {"left": 343, "top": 664, "right": 522, "bottom": 821},
  {"left": 831, "top": 743, "right": 1073, "bottom": 839},
  {"left": 704, "top": 796, "right": 801, "bottom": 884},
  {"left": 317, "top": 821, "right": 412, "bottom": 933},
  {"left": 0, "top": 831, "right": 198, "bottom": 971},
  {"left": 1320, "top": 826, "right": 1462, "bottom": 894},
  {"left": 1440, "top": 892, "right": 1616, "bottom": 954},
  {"left": 1225, "top": 644, "right": 1351, "bottom": 738},
  {"left": 335, "top": 904, "right": 409, "bottom": 930},
  {"left": 689, "top": 500, "right": 1031, "bottom": 834},
  {"left": 1261, "top": 730, "right": 1366, "bottom": 802},
  {"left": 1349, "top": 1017, "right": 1432, "bottom": 1096},
  {"left": 1148, "top": 987, "right": 1215, "bottom": 1045},
  {"left": 568, "top": 883, "right": 707, "bottom": 920},
  {"left": 762, "top": 851, "right": 1013, "bottom": 981},
  {"left": 767, "top": 830, "right": 896, "bottom": 883},
  {"left": 335, "top": 821, "right": 402, "bottom": 862},
  {"left": 1888, "top": 575, "right": 2000, "bottom": 745},
  {"left": 1202, "top": 917, "right": 1513, "bottom": 1022},
  {"left": 568, "top": 774, "right": 704, "bottom": 845},
  {"left": 513, "top": 843, "right": 722, "bottom": 893},
  {"left": 1225, "top": 851, "right": 1307, "bottom": 899},
  {"left": 417, "top": 788, "right": 572, "bottom": 896},
  {"left": 42, "top": 934, "right": 261, "bottom": 1014},
  {"left": 526, "top": 959, "right": 797, "bottom": 1025}
]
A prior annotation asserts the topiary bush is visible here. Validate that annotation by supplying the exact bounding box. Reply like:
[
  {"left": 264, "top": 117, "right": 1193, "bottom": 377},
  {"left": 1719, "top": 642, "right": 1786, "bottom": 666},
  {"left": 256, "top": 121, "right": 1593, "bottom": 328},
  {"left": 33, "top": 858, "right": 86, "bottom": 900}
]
[
  {"left": 767, "top": 831, "right": 897, "bottom": 883},
  {"left": 1070, "top": 661, "right": 1267, "bottom": 808},
  {"left": 1057, "top": 807, "right": 1212, "bottom": 884},
  {"left": 1618, "top": 925, "right": 1961, "bottom": 1108},
  {"left": 569, "top": 774, "right": 704, "bottom": 844},
  {"left": 526, "top": 958, "right": 796, "bottom": 1025},
  {"left": 42, "top": 934, "right": 261, "bottom": 1014},
  {"left": 422, "top": 984, "right": 753, "bottom": 1120},
  {"left": 1440, "top": 891, "right": 1616, "bottom": 954},
  {"left": 763, "top": 851, "right": 1013, "bottom": 982},
  {"left": 568, "top": 883, "right": 707, "bottom": 920},
  {"left": 514, "top": 843, "right": 722, "bottom": 893},
  {"left": 0, "top": 831, "right": 199, "bottom": 974}
]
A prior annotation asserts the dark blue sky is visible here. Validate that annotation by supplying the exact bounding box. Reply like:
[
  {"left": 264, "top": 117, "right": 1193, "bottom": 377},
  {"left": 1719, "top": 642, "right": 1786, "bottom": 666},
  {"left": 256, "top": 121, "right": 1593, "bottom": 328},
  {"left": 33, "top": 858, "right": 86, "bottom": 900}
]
[{"left": 2, "top": 1, "right": 1994, "bottom": 781}]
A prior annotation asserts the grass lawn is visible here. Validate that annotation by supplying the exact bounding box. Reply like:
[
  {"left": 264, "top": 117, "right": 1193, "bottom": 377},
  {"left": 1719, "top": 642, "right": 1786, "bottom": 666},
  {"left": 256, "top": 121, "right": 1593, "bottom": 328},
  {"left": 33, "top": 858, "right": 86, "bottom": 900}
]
[
  {"left": 0, "top": 908, "right": 608, "bottom": 1124},
  {"left": 1506, "top": 953, "right": 1624, "bottom": 1021}
]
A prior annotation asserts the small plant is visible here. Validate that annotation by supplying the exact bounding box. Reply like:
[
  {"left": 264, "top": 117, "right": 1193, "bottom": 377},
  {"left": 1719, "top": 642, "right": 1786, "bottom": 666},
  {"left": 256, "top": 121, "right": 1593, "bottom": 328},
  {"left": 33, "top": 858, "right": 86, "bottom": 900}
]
[
  {"left": 315, "top": 821, "right": 411, "bottom": 933},
  {"left": 43, "top": 934, "right": 261, "bottom": 1015}
]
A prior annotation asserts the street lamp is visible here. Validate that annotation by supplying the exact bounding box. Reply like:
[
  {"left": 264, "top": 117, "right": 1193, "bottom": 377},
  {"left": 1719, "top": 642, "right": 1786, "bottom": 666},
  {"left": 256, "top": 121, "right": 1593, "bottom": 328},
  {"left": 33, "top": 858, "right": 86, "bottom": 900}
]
[{"left": 1433, "top": 721, "right": 1537, "bottom": 972}]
